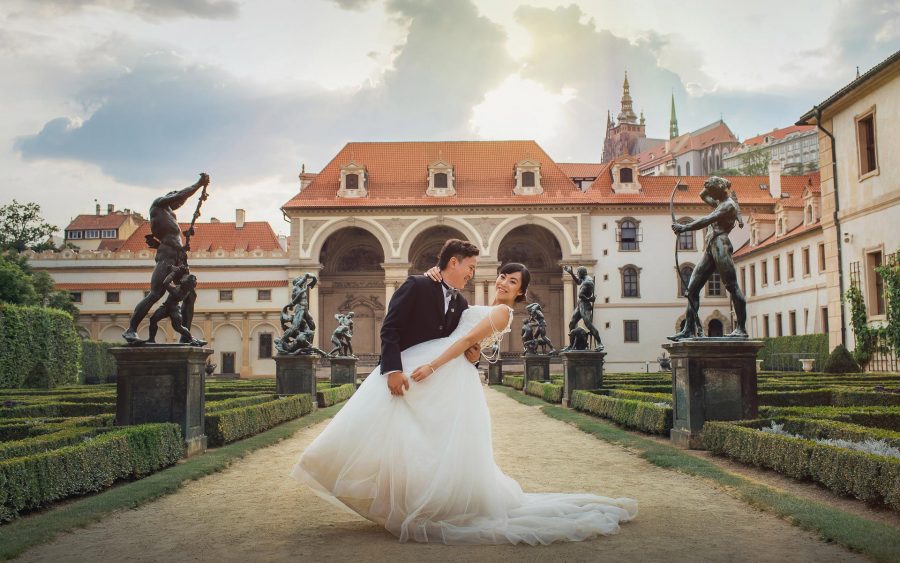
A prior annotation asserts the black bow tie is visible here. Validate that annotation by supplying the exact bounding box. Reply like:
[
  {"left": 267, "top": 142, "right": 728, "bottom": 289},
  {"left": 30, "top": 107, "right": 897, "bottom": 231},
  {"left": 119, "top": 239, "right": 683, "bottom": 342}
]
[{"left": 442, "top": 282, "right": 459, "bottom": 300}]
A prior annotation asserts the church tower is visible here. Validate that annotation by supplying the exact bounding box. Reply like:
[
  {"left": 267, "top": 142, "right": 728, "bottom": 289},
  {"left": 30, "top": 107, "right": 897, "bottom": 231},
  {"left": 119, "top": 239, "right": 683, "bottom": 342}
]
[
  {"left": 602, "top": 72, "right": 650, "bottom": 163},
  {"left": 669, "top": 92, "right": 679, "bottom": 139}
]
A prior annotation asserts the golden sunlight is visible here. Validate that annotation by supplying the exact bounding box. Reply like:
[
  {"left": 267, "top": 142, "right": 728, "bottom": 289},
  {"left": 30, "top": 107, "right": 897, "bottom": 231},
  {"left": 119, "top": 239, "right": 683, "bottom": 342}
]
[{"left": 470, "top": 74, "right": 576, "bottom": 140}]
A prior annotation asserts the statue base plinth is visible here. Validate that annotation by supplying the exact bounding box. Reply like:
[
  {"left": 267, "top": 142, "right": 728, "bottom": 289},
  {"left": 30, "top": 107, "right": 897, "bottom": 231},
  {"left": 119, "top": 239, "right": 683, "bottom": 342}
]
[
  {"left": 523, "top": 354, "right": 551, "bottom": 387},
  {"left": 330, "top": 356, "right": 357, "bottom": 387},
  {"left": 487, "top": 360, "right": 503, "bottom": 386},
  {"left": 110, "top": 346, "right": 212, "bottom": 458},
  {"left": 275, "top": 354, "right": 319, "bottom": 397},
  {"left": 663, "top": 339, "right": 763, "bottom": 450},
  {"left": 561, "top": 350, "right": 606, "bottom": 407}
]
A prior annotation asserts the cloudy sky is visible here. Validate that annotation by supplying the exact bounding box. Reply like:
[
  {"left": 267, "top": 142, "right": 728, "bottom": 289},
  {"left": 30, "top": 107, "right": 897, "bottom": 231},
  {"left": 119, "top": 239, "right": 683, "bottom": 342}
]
[{"left": 1, "top": 0, "right": 897, "bottom": 237}]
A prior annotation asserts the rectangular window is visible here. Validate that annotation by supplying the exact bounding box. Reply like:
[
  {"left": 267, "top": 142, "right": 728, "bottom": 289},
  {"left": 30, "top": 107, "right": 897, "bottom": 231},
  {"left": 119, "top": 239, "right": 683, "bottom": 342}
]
[
  {"left": 818, "top": 242, "right": 826, "bottom": 272},
  {"left": 67, "top": 230, "right": 83, "bottom": 239},
  {"left": 821, "top": 306, "right": 829, "bottom": 334},
  {"left": 257, "top": 289, "right": 271, "bottom": 301},
  {"left": 85, "top": 230, "right": 100, "bottom": 239},
  {"left": 762, "top": 314, "right": 770, "bottom": 338},
  {"left": 740, "top": 267, "right": 747, "bottom": 294},
  {"left": 775, "top": 313, "right": 783, "bottom": 337},
  {"left": 219, "top": 289, "right": 233, "bottom": 302},
  {"left": 100, "top": 229, "right": 117, "bottom": 238},
  {"left": 804, "top": 309, "right": 809, "bottom": 334},
  {"left": 866, "top": 250, "right": 885, "bottom": 316},
  {"left": 706, "top": 272, "right": 723, "bottom": 297},
  {"left": 773, "top": 256, "right": 781, "bottom": 283},
  {"left": 856, "top": 111, "right": 878, "bottom": 176},
  {"left": 70, "top": 291, "right": 82, "bottom": 303},
  {"left": 258, "top": 333, "right": 273, "bottom": 359},
  {"left": 802, "top": 247, "right": 811, "bottom": 276},
  {"left": 789, "top": 311, "right": 797, "bottom": 336},
  {"left": 105, "top": 291, "right": 120, "bottom": 303},
  {"left": 749, "top": 264, "right": 757, "bottom": 296},
  {"left": 623, "top": 320, "right": 639, "bottom": 343},
  {"left": 787, "top": 252, "right": 795, "bottom": 280},
  {"left": 221, "top": 352, "right": 236, "bottom": 374},
  {"left": 761, "top": 260, "right": 768, "bottom": 286}
]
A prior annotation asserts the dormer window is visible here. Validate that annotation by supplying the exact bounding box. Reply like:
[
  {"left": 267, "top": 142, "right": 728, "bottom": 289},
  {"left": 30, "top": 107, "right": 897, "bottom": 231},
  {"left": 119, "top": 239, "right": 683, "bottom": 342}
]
[
  {"left": 513, "top": 159, "right": 543, "bottom": 195},
  {"left": 338, "top": 161, "right": 367, "bottom": 198},
  {"left": 611, "top": 155, "right": 641, "bottom": 194},
  {"left": 620, "top": 167, "right": 633, "bottom": 183},
  {"left": 426, "top": 159, "right": 455, "bottom": 197}
]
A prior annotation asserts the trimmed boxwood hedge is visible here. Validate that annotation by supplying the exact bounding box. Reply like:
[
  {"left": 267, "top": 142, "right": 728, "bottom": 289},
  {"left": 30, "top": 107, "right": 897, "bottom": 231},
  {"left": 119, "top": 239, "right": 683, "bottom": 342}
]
[
  {"left": 759, "top": 406, "right": 900, "bottom": 431},
  {"left": 205, "top": 394, "right": 275, "bottom": 414},
  {"left": 0, "top": 427, "right": 104, "bottom": 460},
  {"left": 501, "top": 375, "right": 524, "bottom": 390},
  {"left": 0, "top": 401, "right": 115, "bottom": 419},
  {"left": 317, "top": 384, "right": 355, "bottom": 408},
  {"left": 0, "top": 423, "right": 182, "bottom": 522},
  {"left": 703, "top": 419, "right": 900, "bottom": 511},
  {"left": 205, "top": 394, "right": 313, "bottom": 447},
  {"left": 525, "top": 380, "right": 563, "bottom": 403},
  {"left": 757, "top": 334, "right": 829, "bottom": 371},
  {"left": 80, "top": 340, "right": 117, "bottom": 384},
  {"left": 571, "top": 390, "right": 673, "bottom": 435},
  {"left": 0, "top": 303, "right": 81, "bottom": 388},
  {"left": 604, "top": 389, "right": 671, "bottom": 404}
]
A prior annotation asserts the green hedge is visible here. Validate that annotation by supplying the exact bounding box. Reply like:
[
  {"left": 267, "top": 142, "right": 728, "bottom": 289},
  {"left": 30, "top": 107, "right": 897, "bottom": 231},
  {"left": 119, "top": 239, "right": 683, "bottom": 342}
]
[
  {"left": 571, "top": 390, "right": 673, "bottom": 435},
  {"left": 0, "top": 304, "right": 81, "bottom": 388},
  {"left": 80, "top": 340, "right": 117, "bottom": 383},
  {"left": 0, "top": 423, "right": 182, "bottom": 522},
  {"left": 703, "top": 419, "right": 900, "bottom": 511},
  {"left": 0, "top": 402, "right": 114, "bottom": 419},
  {"left": 759, "top": 406, "right": 900, "bottom": 431},
  {"left": 205, "top": 395, "right": 313, "bottom": 447},
  {"left": 501, "top": 375, "right": 524, "bottom": 390},
  {"left": 525, "top": 380, "right": 563, "bottom": 403},
  {"left": 604, "top": 389, "right": 672, "bottom": 404},
  {"left": 757, "top": 334, "right": 829, "bottom": 371},
  {"left": 0, "top": 427, "right": 102, "bottom": 460},
  {"left": 205, "top": 394, "right": 275, "bottom": 414},
  {"left": 317, "top": 384, "right": 355, "bottom": 408}
]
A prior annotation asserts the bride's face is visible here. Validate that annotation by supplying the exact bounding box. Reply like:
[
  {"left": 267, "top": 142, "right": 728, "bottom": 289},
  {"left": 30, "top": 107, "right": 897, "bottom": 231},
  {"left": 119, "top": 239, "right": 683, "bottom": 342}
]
[{"left": 494, "top": 271, "right": 523, "bottom": 305}]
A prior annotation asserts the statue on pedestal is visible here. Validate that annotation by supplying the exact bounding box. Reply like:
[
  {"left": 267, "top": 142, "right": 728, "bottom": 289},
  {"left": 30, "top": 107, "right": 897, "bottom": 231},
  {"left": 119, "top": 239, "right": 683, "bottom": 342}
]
[
  {"left": 522, "top": 303, "right": 555, "bottom": 354},
  {"left": 668, "top": 176, "right": 748, "bottom": 341},
  {"left": 123, "top": 173, "right": 210, "bottom": 345},
  {"left": 276, "top": 273, "right": 326, "bottom": 356},
  {"left": 329, "top": 312, "right": 355, "bottom": 357},
  {"left": 147, "top": 265, "right": 206, "bottom": 346},
  {"left": 561, "top": 266, "right": 603, "bottom": 351}
]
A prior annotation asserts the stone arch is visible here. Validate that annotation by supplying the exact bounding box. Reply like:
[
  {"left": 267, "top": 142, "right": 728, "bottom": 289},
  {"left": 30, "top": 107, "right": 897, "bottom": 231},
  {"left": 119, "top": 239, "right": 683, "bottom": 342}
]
[
  {"left": 99, "top": 324, "right": 127, "bottom": 343},
  {"left": 250, "top": 322, "right": 279, "bottom": 376},
  {"left": 674, "top": 314, "right": 687, "bottom": 333},
  {"left": 406, "top": 225, "right": 469, "bottom": 274},
  {"left": 487, "top": 215, "right": 575, "bottom": 260},
  {"left": 398, "top": 217, "right": 481, "bottom": 261},
  {"left": 320, "top": 227, "right": 385, "bottom": 274},
  {"left": 189, "top": 324, "right": 205, "bottom": 341},
  {"left": 213, "top": 323, "right": 243, "bottom": 375},
  {"left": 307, "top": 218, "right": 392, "bottom": 262},
  {"left": 704, "top": 309, "right": 731, "bottom": 334},
  {"left": 677, "top": 261, "right": 696, "bottom": 297}
]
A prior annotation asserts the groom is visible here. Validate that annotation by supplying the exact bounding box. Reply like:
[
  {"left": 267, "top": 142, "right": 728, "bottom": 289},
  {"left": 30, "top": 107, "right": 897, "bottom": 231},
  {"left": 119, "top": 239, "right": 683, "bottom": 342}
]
[{"left": 380, "top": 239, "right": 481, "bottom": 396}]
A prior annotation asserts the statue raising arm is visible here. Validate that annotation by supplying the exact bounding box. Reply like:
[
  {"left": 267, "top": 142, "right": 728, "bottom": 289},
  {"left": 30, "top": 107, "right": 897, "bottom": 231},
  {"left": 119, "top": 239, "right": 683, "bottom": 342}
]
[{"left": 153, "top": 173, "right": 209, "bottom": 213}]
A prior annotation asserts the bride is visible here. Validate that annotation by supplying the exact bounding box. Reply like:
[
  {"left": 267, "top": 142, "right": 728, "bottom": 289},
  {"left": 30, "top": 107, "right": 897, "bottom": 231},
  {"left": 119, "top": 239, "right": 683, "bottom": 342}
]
[{"left": 291, "top": 262, "right": 637, "bottom": 545}]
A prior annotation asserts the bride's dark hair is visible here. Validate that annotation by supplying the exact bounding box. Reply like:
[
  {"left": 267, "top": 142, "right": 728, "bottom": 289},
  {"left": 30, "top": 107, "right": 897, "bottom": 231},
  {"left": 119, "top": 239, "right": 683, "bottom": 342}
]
[{"left": 498, "top": 262, "right": 530, "bottom": 303}]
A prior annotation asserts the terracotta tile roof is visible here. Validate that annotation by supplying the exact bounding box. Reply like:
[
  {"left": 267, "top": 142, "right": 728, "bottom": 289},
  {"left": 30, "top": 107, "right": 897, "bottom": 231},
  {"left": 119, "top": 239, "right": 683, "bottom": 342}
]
[
  {"left": 282, "top": 141, "right": 589, "bottom": 209},
  {"left": 744, "top": 125, "right": 816, "bottom": 147},
  {"left": 749, "top": 213, "right": 776, "bottom": 221},
  {"left": 733, "top": 220, "right": 822, "bottom": 258},
  {"left": 97, "top": 240, "right": 128, "bottom": 251},
  {"left": 557, "top": 163, "right": 608, "bottom": 178},
  {"left": 65, "top": 213, "right": 141, "bottom": 231},
  {"left": 117, "top": 221, "right": 282, "bottom": 253},
  {"left": 634, "top": 121, "right": 738, "bottom": 168},
  {"left": 57, "top": 280, "right": 289, "bottom": 290}
]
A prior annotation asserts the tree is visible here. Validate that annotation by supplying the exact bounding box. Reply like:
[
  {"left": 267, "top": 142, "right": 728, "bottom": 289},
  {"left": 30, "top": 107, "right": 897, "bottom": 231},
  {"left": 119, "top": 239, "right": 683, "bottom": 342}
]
[
  {"left": 0, "top": 200, "right": 58, "bottom": 252},
  {"left": 712, "top": 167, "right": 741, "bottom": 176},
  {"left": 0, "top": 254, "right": 36, "bottom": 305},
  {"left": 739, "top": 147, "right": 771, "bottom": 176}
]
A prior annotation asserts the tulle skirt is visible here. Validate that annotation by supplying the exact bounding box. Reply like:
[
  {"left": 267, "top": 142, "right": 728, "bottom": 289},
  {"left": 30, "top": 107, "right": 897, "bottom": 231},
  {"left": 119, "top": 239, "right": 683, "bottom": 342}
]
[{"left": 290, "top": 336, "right": 637, "bottom": 545}]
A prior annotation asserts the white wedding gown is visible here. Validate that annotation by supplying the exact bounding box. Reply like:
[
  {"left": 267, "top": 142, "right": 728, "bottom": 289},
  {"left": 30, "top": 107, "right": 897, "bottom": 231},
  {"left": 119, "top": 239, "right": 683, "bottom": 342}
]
[{"left": 291, "top": 305, "right": 637, "bottom": 545}]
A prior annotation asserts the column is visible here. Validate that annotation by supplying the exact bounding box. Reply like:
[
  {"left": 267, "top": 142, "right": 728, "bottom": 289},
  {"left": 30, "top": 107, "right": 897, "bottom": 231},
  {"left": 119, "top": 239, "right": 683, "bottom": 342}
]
[
  {"left": 240, "top": 313, "right": 253, "bottom": 377},
  {"left": 475, "top": 262, "right": 500, "bottom": 306},
  {"left": 475, "top": 281, "right": 486, "bottom": 306},
  {"left": 563, "top": 276, "right": 575, "bottom": 332},
  {"left": 383, "top": 264, "right": 411, "bottom": 309}
]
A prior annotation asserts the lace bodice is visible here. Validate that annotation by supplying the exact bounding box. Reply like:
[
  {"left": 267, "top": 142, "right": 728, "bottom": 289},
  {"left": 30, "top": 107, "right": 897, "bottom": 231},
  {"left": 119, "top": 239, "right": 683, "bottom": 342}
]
[
  {"left": 449, "top": 305, "right": 513, "bottom": 363},
  {"left": 478, "top": 306, "right": 514, "bottom": 350}
]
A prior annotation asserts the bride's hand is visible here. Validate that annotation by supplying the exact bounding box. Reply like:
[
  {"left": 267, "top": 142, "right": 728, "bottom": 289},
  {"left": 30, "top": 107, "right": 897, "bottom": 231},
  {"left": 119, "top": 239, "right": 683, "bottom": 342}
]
[
  {"left": 423, "top": 266, "right": 442, "bottom": 282},
  {"left": 410, "top": 363, "right": 436, "bottom": 382}
]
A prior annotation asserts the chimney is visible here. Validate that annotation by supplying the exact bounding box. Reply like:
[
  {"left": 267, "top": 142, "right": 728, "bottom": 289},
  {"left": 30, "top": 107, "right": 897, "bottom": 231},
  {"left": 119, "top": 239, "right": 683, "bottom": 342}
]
[
  {"left": 107, "top": 203, "right": 114, "bottom": 214},
  {"left": 95, "top": 203, "right": 101, "bottom": 216},
  {"left": 278, "top": 234, "right": 288, "bottom": 252},
  {"left": 768, "top": 159, "right": 782, "bottom": 199},
  {"left": 210, "top": 217, "right": 220, "bottom": 223},
  {"left": 236, "top": 209, "right": 245, "bottom": 229}
]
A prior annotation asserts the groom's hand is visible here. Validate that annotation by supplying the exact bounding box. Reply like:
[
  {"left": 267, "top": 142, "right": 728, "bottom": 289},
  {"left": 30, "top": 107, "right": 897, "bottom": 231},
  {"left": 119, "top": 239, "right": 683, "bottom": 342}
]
[
  {"left": 464, "top": 343, "right": 481, "bottom": 363},
  {"left": 387, "top": 371, "right": 410, "bottom": 396}
]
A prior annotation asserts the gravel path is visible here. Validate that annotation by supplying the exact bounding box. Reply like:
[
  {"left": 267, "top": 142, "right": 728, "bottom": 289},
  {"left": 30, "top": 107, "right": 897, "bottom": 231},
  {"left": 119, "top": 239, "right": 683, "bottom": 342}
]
[{"left": 17, "top": 388, "right": 866, "bottom": 562}]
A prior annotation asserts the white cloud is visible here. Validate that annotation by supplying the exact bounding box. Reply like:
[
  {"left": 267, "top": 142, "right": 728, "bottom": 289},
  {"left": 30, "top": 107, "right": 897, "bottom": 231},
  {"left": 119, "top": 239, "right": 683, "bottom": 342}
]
[{"left": 470, "top": 75, "right": 576, "bottom": 141}]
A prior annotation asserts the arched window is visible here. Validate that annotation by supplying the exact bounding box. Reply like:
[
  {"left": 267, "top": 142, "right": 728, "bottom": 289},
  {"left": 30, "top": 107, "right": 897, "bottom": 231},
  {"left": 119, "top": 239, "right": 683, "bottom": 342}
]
[
  {"left": 708, "top": 318, "right": 724, "bottom": 337},
  {"left": 622, "top": 266, "right": 640, "bottom": 297},
  {"left": 618, "top": 219, "right": 639, "bottom": 251},
  {"left": 686, "top": 161, "right": 691, "bottom": 175},
  {"left": 805, "top": 205, "right": 813, "bottom": 223},
  {"left": 679, "top": 264, "right": 694, "bottom": 296},
  {"left": 677, "top": 218, "right": 695, "bottom": 250},
  {"left": 522, "top": 171, "right": 535, "bottom": 187},
  {"left": 707, "top": 271, "right": 723, "bottom": 296},
  {"left": 677, "top": 164, "right": 682, "bottom": 176},
  {"left": 619, "top": 167, "right": 633, "bottom": 183},
  {"left": 434, "top": 172, "right": 447, "bottom": 188},
  {"left": 346, "top": 173, "right": 359, "bottom": 189}
]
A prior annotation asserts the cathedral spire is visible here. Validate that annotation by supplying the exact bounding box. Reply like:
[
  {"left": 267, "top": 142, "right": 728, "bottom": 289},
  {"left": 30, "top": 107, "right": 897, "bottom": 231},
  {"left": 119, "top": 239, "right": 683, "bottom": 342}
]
[
  {"left": 607, "top": 110, "right": 612, "bottom": 129},
  {"left": 617, "top": 71, "right": 638, "bottom": 125},
  {"left": 669, "top": 92, "right": 679, "bottom": 139}
]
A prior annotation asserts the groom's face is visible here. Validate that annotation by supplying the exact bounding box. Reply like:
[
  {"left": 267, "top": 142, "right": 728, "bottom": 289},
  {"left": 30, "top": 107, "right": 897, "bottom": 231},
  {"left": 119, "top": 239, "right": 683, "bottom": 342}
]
[{"left": 444, "top": 255, "right": 477, "bottom": 289}]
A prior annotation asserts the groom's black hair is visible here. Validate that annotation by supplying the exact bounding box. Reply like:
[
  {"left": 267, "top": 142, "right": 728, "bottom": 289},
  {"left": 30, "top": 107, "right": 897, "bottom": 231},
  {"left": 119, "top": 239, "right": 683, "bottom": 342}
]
[
  {"left": 499, "top": 262, "right": 530, "bottom": 303},
  {"left": 437, "top": 239, "right": 480, "bottom": 269}
]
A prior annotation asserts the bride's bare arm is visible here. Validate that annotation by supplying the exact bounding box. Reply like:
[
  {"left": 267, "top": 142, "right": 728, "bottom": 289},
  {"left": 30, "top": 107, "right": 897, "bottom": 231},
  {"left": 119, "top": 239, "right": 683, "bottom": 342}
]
[{"left": 410, "top": 305, "right": 510, "bottom": 382}]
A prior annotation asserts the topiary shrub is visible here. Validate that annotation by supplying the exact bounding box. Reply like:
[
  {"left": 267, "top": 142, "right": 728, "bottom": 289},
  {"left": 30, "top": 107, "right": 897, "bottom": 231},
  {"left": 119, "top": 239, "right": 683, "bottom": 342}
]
[
  {"left": 823, "top": 345, "right": 862, "bottom": 374},
  {"left": 80, "top": 340, "right": 117, "bottom": 384},
  {"left": 0, "top": 303, "right": 80, "bottom": 388}
]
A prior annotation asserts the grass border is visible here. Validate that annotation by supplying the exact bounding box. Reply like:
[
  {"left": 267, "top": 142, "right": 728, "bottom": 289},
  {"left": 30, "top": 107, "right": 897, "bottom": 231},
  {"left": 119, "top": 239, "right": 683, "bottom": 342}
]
[
  {"left": 0, "top": 403, "right": 343, "bottom": 560},
  {"left": 490, "top": 385, "right": 900, "bottom": 563}
]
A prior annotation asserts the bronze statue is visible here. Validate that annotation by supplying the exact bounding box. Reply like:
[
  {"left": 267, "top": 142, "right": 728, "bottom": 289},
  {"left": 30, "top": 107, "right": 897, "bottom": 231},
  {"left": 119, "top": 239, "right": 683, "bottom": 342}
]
[
  {"left": 668, "top": 176, "right": 748, "bottom": 340},
  {"left": 329, "top": 312, "right": 355, "bottom": 357},
  {"left": 567, "top": 326, "right": 590, "bottom": 351},
  {"left": 522, "top": 303, "right": 555, "bottom": 354},
  {"left": 123, "top": 173, "right": 209, "bottom": 344},
  {"left": 146, "top": 265, "right": 206, "bottom": 346},
  {"left": 276, "top": 273, "right": 325, "bottom": 355},
  {"left": 561, "top": 266, "right": 603, "bottom": 351}
]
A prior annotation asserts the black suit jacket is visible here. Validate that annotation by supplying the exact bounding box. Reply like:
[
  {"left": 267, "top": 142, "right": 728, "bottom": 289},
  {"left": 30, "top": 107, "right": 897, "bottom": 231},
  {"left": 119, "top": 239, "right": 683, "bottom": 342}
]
[{"left": 379, "top": 275, "right": 468, "bottom": 374}]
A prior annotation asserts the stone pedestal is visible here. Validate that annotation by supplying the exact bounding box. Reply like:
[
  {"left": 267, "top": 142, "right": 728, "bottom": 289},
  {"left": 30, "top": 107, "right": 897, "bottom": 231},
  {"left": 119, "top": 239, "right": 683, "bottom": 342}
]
[
  {"left": 561, "top": 350, "right": 606, "bottom": 407},
  {"left": 330, "top": 356, "right": 358, "bottom": 387},
  {"left": 275, "top": 354, "right": 319, "bottom": 397},
  {"left": 523, "top": 354, "right": 551, "bottom": 387},
  {"left": 110, "top": 345, "right": 211, "bottom": 458},
  {"left": 664, "top": 339, "right": 763, "bottom": 449},
  {"left": 487, "top": 359, "right": 503, "bottom": 386}
]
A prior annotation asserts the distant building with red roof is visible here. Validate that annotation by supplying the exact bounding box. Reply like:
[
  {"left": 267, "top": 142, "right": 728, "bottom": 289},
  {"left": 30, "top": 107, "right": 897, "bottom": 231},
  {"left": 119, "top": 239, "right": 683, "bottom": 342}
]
[
  {"left": 723, "top": 124, "right": 818, "bottom": 175},
  {"left": 633, "top": 120, "right": 740, "bottom": 177},
  {"left": 63, "top": 203, "right": 145, "bottom": 251}
]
